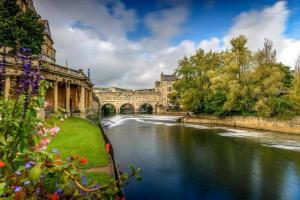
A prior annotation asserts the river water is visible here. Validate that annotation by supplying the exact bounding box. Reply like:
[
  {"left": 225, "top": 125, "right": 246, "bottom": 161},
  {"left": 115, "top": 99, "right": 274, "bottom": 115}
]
[{"left": 104, "top": 115, "right": 300, "bottom": 200}]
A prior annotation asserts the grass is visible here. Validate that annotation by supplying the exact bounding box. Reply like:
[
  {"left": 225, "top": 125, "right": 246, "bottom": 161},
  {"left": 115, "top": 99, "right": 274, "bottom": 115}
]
[
  {"left": 86, "top": 172, "right": 113, "bottom": 185},
  {"left": 47, "top": 117, "right": 110, "bottom": 183}
]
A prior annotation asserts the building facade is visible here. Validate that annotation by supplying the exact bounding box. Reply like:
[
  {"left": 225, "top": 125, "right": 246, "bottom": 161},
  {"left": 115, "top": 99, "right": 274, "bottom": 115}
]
[
  {"left": 16, "top": 0, "right": 35, "bottom": 12},
  {"left": 41, "top": 20, "right": 56, "bottom": 63},
  {"left": 155, "top": 72, "right": 177, "bottom": 109}
]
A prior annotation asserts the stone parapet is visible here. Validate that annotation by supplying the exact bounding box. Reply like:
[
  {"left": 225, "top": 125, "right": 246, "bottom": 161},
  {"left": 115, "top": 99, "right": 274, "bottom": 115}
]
[{"left": 183, "top": 115, "right": 300, "bottom": 134}]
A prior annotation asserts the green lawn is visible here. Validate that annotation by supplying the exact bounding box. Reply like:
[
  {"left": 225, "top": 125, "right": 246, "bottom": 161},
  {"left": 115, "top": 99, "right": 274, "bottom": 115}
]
[{"left": 47, "top": 117, "right": 110, "bottom": 184}]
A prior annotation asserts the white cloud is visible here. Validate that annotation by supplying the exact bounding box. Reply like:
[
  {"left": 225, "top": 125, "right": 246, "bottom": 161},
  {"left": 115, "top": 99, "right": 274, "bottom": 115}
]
[
  {"left": 33, "top": 0, "right": 300, "bottom": 89},
  {"left": 198, "top": 37, "right": 221, "bottom": 51},
  {"left": 279, "top": 39, "right": 300, "bottom": 67},
  {"left": 33, "top": 0, "right": 193, "bottom": 88},
  {"left": 223, "top": 1, "right": 288, "bottom": 51},
  {"left": 206, "top": 1, "right": 300, "bottom": 68}
]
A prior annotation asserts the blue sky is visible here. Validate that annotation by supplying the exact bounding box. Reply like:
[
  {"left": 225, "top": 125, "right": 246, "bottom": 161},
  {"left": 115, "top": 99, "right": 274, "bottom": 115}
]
[
  {"left": 125, "top": 0, "right": 300, "bottom": 44},
  {"left": 33, "top": 0, "right": 300, "bottom": 88}
]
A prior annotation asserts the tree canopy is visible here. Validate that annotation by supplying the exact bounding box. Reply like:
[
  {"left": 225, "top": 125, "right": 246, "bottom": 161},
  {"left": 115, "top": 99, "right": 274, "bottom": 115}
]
[
  {"left": 173, "top": 35, "right": 299, "bottom": 118},
  {"left": 0, "top": 0, "right": 44, "bottom": 54}
]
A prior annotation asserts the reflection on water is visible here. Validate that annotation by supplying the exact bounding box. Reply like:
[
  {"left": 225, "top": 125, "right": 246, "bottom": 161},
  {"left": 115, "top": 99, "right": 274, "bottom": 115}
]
[{"left": 105, "top": 115, "right": 300, "bottom": 200}]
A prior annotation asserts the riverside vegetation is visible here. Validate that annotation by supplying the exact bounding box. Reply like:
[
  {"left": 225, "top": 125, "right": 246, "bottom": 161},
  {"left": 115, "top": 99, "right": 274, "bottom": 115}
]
[
  {"left": 0, "top": 48, "right": 141, "bottom": 199},
  {"left": 170, "top": 35, "right": 300, "bottom": 118}
]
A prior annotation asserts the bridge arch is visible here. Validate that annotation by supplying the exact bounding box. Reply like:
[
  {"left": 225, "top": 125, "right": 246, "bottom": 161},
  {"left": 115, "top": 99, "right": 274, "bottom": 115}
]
[
  {"left": 120, "top": 103, "right": 135, "bottom": 114},
  {"left": 101, "top": 103, "right": 117, "bottom": 116},
  {"left": 138, "top": 103, "right": 154, "bottom": 114}
]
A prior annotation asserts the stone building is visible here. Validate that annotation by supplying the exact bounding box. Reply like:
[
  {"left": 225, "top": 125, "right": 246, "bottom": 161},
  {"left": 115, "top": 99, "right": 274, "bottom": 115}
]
[
  {"left": 155, "top": 72, "right": 177, "bottom": 109},
  {"left": 16, "top": 0, "right": 35, "bottom": 12},
  {"left": 1, "top": 0, "right": 98, "bottom": 117},
  {"left": 41, "top": 20, "right": 56, "bottom": 63}
]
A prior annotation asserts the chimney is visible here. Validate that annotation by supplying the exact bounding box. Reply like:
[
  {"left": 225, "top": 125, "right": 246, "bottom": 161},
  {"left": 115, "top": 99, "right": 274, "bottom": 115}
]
[{"left": 88, "top": 68, "right": 91, "bottom": 80}]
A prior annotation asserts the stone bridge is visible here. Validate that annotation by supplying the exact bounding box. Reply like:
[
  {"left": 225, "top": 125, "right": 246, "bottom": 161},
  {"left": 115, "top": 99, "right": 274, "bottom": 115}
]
[{"left": 94, "top": 89, "right": 163, "bottom": 114}]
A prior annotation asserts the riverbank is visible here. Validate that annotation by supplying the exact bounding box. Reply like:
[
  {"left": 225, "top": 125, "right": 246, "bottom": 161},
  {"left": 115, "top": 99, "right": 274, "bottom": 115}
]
[
  {"left": 47, "top": 117, "right": 112, "bottom": 184},
  {"left": 182, "top": 115, "right": 300, "bottom": 134}
]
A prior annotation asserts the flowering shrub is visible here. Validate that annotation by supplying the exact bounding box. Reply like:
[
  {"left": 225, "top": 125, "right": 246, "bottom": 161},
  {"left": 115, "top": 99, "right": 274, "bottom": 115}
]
[{"left": 0, "top": 47, "right": 141, "bottom": 199}]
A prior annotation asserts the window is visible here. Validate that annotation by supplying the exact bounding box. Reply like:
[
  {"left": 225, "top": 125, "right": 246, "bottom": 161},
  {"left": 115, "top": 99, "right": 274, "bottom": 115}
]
[{"left": 168, "top": 87, "right": 172, "bottom": 92}]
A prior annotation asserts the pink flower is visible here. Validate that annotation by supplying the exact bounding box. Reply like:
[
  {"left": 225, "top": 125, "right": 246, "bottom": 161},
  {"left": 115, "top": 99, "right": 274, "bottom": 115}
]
[
  {"left": 38, "top": 130, "right": 44, "bottom": 135},
  {"left": 50, "top": 127, "right": 60, "bottom": 136},
  {"left": 41, "top": 138, "right": 50, "bottom": 146}
]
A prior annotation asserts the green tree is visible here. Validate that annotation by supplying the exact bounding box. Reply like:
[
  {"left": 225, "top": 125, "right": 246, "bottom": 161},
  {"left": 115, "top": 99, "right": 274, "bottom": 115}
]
[
  {"left": 222, "top": 35, "right": 253, "bottom": 114},
  {"left": 172, "top": 36, "right": 298, "bottom": 118},
  {"left": 289, "top": 54, "right": 300, "bottom": 113},
  {"left": 174, "top": 50, "right": 223, "bottom": 113},
  {"left": 0, "top": 0, "right": 44, "bottom": 54},
  {"left": 252, "top": 40, "right": 292, "bottom": 117}
]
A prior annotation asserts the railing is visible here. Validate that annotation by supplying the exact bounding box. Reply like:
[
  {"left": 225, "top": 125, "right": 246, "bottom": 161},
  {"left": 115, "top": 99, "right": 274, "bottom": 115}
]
[
  {"left": 41, "top": 61, "right": 87, "bottom": 79},
  {"left": 0, "top": 47, "right": 89, "bottom": 80}
]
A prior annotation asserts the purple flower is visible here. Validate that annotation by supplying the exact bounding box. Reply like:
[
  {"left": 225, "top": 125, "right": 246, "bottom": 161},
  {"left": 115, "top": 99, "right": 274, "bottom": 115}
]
[
  {"left": 36, "top": 188, "right": 41, "bottom": 194},
  {"left": 14, "top": 186, "right": 22, "bottom": 193},
  {"left": 15, "top": 171, "right": 22, "bottom": 176},
  {"left": 20, "top": 48, "right": 32, "bottom": 54},
  {"left": 25, "top": 162, "right": 32, "bottom": 169},
  {"left": 56, "top": 188, "right": 63, "bottom": 195},
  {"left": 24, "top": 180, "right": 30, "bottom": 185},
  {"left": 28, "top": 161, "right": 35, "bottom": 165},
  {"left": 81, "top": 175, "right": 88, "bottom": 186},
  {"left": 51, "top": 148, "right": 59, "bottom": 154},
  {"left": 90, "top": 184, "right": 100, "bottom": 189}
]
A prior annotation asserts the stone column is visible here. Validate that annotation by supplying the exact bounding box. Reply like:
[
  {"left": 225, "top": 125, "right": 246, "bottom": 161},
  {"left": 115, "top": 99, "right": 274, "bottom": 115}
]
[
  {"left": 79, "top": 84, "right": 85, "bottom": 117},
  {"left": 4, "top": 76, "right": 11, "bottom": 98},
  {"left": 89, "top": 90, "right": 93, "bottom": 110},
  {"left": 66, "top": 82, "right": 70, "bottom": 113},
  {"left": 53, "top": 81, "right": 58, "bottom": 112}
]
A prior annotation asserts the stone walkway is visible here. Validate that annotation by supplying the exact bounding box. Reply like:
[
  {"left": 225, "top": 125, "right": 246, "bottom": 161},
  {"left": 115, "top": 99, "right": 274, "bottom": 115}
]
[{"left": 85, "top": 162, "right": 114, "bottom": 176}]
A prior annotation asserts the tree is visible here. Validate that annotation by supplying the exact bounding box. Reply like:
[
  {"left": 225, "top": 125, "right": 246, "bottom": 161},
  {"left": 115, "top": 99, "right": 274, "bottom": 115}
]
[
  {"left": 222, "top": 35, "right": 253, "bottom": 114},
  {"left": 171, "top": 36, "right": 299, "bottom": 118},
  {"left": 251, "top": 39, "right": 292, "bottom": 117},
  {"left": 288, "top": 54, "right": 300, "bottom": 114},
  {"left": 0, "top": 0, "right": 44, "bottom": 54}
]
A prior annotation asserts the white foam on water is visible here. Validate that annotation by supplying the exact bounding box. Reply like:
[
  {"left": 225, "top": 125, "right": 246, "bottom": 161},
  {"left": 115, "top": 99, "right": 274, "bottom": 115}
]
[
  {"left": 263, "top": 141, "right": 300, "bottom": 152},
  {"left": 103, "top": 115, "right": 181, "bottom": 128},
  {"left": 218, "top": 130, "right": 300, "bottom": 152},
  {"left": 184, "top": 124, "right": 209, "bottom": 129},
  {"left": 219, "top": 131, "right": 264, "bottom": 138},
  {"left": 104, "top": 115, "right": 300, "bottom": 153}
]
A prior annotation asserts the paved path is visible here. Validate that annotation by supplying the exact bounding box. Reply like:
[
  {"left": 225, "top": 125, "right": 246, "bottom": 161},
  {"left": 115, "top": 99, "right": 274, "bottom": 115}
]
[{"left": 85, "top": 163, "right": 114, "bottom": 176}]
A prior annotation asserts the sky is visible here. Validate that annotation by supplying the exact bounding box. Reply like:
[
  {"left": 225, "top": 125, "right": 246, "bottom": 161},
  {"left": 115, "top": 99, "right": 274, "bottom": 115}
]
[{"left": 32, "top": 0, "right": 300, "bottom": 89}]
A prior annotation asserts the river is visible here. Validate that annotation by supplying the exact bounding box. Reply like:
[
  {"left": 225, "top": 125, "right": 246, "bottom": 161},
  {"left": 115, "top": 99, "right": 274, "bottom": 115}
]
[{"left": 104, "top": 115, "right": 300, "bottom": 200}]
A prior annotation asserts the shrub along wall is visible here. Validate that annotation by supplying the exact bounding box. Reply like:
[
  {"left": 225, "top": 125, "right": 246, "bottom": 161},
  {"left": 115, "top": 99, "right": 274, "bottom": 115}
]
[{"left": 183, "top": 115, "right": 300, "bottom": 134}]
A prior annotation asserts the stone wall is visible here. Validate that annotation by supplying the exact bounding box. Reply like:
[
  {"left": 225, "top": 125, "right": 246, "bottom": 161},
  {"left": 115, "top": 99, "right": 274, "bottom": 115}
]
[{"left": 183, "top": 115, "right": 300, "bottom": 134}]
